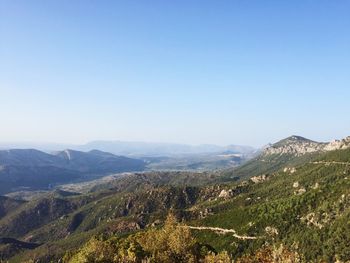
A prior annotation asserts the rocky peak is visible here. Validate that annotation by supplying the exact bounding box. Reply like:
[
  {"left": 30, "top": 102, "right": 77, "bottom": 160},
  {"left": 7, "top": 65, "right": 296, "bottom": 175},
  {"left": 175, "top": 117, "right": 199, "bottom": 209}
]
[
  {"left": 263, "top": 135, "right": 350, "bottom": 157},
  {"left": 263, "top": 136, "right": 325, "bottom": 156}
]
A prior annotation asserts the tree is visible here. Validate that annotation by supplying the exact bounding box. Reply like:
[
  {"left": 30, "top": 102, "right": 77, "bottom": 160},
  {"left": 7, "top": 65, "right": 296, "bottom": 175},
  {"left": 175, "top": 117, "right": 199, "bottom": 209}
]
[
  {"left": 136, "top": 214, "right": 197, "bottom": 262},
  {"left": 68, "top": 237, "right": 116, "bottom": 263},
  {"left": 204, "top": 251, "right": 232, "bottom": 263}
]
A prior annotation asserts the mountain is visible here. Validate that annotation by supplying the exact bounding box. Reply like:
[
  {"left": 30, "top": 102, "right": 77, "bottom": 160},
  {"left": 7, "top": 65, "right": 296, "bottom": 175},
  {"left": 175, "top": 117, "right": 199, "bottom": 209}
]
[
  {"left": 226, "top": 135, "right": 350, "bottom": 181},
  {"left": 1, "top": 139, "right": 350, "bottom": 262},
  {"left": 264, "top": 135, "right": 350, "bottom": 156},
  {"left": 0, "top": 141, "right": 256, "bottom": 157},
  {"left": 79, "top": 141, "right": 256, "bottom": 157},
  {"left": 0, "top": 149, "right": 146, "bottom": 194},
  {"left": 263, "top": 135, "right": 326, "bottom": 156},
  {"left": 53, "top": 149, "right": 146, "bottom": 173},
  {"left": 0, "top": 149, "right": 62, "bottom": 167},
  {"left": 1, "top": 135, "right": 350, "bottom": 262}
]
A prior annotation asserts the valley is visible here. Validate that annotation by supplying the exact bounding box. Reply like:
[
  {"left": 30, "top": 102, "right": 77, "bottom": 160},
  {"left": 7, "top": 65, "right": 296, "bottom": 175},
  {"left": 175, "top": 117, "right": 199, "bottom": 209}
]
[{"left": 0, "top": 135, "right": 350, "bottom": 262}]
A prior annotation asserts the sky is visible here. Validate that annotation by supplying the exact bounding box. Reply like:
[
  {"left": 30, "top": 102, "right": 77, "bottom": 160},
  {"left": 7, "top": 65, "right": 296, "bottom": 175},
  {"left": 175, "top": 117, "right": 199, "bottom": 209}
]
[{"left": 1, "top": 1, "right": 350, "bottom": 147}]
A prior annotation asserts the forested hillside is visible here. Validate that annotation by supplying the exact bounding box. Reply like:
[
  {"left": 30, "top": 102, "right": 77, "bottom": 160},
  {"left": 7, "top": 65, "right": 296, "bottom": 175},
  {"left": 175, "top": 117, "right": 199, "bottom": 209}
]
[{"left": 1, "top": 137, "right": 350, "bottom": 262}]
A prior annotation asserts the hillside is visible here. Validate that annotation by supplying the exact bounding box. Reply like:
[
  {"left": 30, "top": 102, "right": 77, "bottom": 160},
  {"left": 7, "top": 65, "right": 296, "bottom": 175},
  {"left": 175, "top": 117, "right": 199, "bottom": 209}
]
[
  {"left": 62, "top": 147, "right": 349, "bottom": 262},
  {"left": 1, "top": 136, "right": 350, "bottom": 262},
  {"left": 0, "top": 196, "right": 24, "bottom": 220},
  {"left": 0, "top": 149, "right": 146, "bottom": 194},
  {"left": 225, "top": 135, "right": 350, "bottom": 181}
]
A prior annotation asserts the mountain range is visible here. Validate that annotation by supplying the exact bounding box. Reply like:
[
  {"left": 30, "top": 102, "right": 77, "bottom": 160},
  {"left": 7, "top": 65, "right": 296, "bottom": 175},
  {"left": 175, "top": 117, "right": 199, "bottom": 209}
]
[
  {"left": 0, "top": 149, "right": 146, "bottom": 194},
  {"left": 0, "top": 135, "right": 350, "bottom": 262},
  {"left": 0, "top": 141, "right": 256, "bottom": 157}
]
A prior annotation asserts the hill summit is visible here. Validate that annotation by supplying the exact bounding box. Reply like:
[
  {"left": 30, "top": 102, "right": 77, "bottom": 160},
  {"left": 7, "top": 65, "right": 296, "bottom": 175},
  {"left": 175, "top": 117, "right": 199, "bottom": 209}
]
[{"left": 264, "top": 135, "right": 350, "bottom": 157}]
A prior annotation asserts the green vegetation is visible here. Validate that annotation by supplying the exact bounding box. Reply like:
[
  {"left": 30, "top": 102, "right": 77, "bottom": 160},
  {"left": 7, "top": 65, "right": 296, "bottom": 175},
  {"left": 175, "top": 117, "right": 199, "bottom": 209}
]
[{"left": 1, "top": 148, "right": 350, "bottom": 262}]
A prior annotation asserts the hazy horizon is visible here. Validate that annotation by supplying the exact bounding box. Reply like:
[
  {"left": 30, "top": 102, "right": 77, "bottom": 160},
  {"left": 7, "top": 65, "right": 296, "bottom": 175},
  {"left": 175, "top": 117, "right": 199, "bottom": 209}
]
[
  {"left": 0, "top": 133, "right": 348, "bottom": 150},
  {"left": 1, "top": 1, "right": 350, "bottom": 147}
]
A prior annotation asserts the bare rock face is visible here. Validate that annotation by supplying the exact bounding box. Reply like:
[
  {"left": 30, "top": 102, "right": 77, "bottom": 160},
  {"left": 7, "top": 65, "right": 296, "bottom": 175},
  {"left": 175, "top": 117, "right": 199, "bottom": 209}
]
[
  {"left": 294, "top": 188, "right": 306, "bottom": 195},
  {"left": 293, "top": 182, "right": 299, "bottom": 188},
  {"left": 263, "top": 136, "right": 325, "bottom": 156},
  {"left": 250, "top": 174, "right": 268, "bottom": 183},
  {"left": 301, "top": 213, "right": 324, "bottom": 229},
  {"left": 263, "top": 135, "right": 350, "bottom": 157},
  {"left": 218, "top": 190, "right": 230, "bottom": 198},
  {"left": 218, "top": 183, "right": 250, "bottom": 199},
  {"left": 324, "top": 136, "right": 350, "bottom": 151},
  {"left": 284, "top": 167, "right": 296, "bottom": 174}
]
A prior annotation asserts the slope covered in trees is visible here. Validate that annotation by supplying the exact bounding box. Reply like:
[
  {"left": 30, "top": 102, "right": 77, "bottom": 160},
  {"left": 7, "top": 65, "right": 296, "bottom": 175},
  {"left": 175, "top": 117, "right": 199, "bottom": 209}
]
[{"left": 1, "top": 147, "right": 350, "bottom": 262}]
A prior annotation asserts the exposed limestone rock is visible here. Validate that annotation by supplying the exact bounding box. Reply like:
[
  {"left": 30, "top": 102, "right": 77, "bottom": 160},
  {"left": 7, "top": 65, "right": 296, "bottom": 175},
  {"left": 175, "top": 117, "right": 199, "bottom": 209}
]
[
  {"left": 324, "top": 136, "right": 350, "bottom": 151},
  {"left": 250, "top": 174, "right": 268, "bottom": 183},
  {"left": 301, "top": 213, "right": 324, "bottom": 229},
  {"left": 293, "top": 182, "right": 299, "bottom": 188},
  {"left": 294, "top": 188, "right": 306, "bottom": 195},
  {"left": 312, "top": 182, "right": 320, "bottom": 190},
  {"left": 218, "top": 190, "right": 230, "bottom": 198},
  {"left": 218, "top": 184, "right": 249, "bottom": 199},
  {"left": 264, "top": 136, "right": 325, "bottom": 156},
  {"left": 284, "top": 167, "right": 296, "bottom": 174},
  {"left": 263, "top": 135, "right": 350, "bottom": 157},
  {"left": 265, "top": 226, "right": 278, "bottom": 236}
]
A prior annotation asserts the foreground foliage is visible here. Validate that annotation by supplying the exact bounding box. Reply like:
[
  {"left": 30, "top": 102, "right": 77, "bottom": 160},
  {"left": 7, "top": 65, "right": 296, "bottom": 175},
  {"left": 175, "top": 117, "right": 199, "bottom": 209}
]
[
  {"left": 2, "top": 148, "right": 350, "bottom": 262},
  {"left": 66, "top": 214, "right": 231, "bottom": 263}
]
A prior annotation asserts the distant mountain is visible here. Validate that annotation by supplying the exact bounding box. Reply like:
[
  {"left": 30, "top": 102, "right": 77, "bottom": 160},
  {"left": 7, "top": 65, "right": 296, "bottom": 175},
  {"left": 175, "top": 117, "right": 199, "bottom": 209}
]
[
  {"left": 53, "top": 149, "right": 146, "bottom": 173},
  {"left": 0, "top": 141, "right": 255, "bottom": 157},
  {"left": 0, "top": 149, "right": 62, "bottom": 167},
  {"left": 0, "top": 149, "right": 146, "bottom": 194},
  {"left": 78, "top": 141, "right": 256, "bottom": 157},
  {"left": 3, "top": 141, "right": 350, "bottom": 262}
]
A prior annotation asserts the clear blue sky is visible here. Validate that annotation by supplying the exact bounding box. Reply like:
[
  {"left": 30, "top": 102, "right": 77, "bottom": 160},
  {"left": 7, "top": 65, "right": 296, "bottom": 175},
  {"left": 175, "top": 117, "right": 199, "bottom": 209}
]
[{"left": 1, "top": 1, "right": 350, "bottom": 147}]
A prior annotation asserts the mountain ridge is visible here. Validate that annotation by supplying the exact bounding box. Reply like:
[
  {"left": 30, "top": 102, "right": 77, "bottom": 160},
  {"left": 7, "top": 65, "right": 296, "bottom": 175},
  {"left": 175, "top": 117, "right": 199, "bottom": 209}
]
[
  {"left": 0, "top": 149, "right": 146, "bottom": 194},
  {"left": 263, "top": 135, "right": 350, "bottom": 157},
  {"left": 2, "top": 144, "right": 350, "bottom": 262},
  {"left": 0, "top": 141, "right": 256, "bottom": 157}
]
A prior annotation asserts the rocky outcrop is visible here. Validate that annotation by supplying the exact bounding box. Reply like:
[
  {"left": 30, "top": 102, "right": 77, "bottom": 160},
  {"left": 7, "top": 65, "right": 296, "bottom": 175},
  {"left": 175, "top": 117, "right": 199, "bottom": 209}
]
[
  {"left": 324, "top": 136, "right": 350, "bottom": 151},
  {"left": 294, "top": 188, "right": 306, "bottom": 195},
  {"left": 265, "top": 226, "right": 278, "bottom": 236},
  {"left": 284, "top": 167, "right": 296, "bottom": 174},
  {"left": 301, "top": 213, "right": 324, "bottom": 229},
  {"left": 263, "top": 135, "right": 350, "bottom": 157},
  {"left": 217, "top": 182, "right": 250, "bottom": 199},
  {"left": 218, "top": 190, "right": 230, "bottom": 198},
  {"left": 263, "top": 136, "right": 325, "bottom": 156},
  {"left": 250, "top": 174, "right": 268, "bottom": 183}
]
